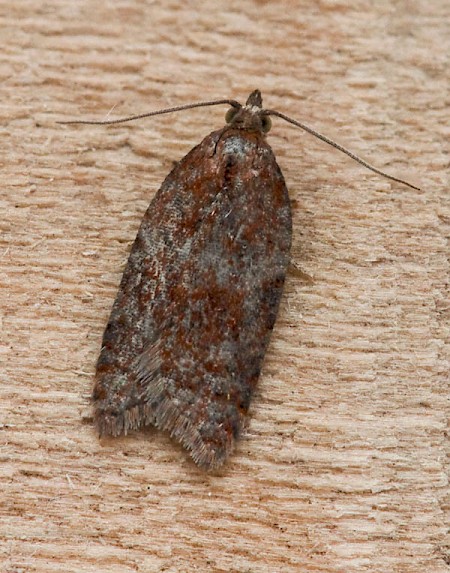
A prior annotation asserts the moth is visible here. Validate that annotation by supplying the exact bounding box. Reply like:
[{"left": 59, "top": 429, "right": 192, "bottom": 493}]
[{"left": 62, "top": 91, "right": 419, "bottom": 470}]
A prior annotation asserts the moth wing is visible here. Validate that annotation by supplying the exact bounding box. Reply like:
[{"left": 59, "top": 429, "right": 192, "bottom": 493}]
[{"left": 93, "top": 128, "right": 292, "bottom": 469}]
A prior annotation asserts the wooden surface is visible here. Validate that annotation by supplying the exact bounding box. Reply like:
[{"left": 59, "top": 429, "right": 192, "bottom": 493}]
[{"left": 1, "top": 1, "right": 448, "bottom": 572}]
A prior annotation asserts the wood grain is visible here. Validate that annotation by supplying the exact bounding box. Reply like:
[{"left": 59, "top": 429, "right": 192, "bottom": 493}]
[{"left": 1, "top": 1, "right": 448, "bottom": 572}]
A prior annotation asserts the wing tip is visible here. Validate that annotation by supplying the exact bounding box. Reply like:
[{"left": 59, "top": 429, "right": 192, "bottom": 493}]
[{"left": 93, "top": 394, "right": 235, "bottom": 471}]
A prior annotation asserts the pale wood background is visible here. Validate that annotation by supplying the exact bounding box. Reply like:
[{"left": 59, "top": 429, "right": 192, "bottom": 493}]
[{"left": 1, "top": 1, "right": 448, "bottom": 572}]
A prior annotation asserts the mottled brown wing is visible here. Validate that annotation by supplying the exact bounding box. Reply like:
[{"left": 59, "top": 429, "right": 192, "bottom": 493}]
[{"left": 93, "top": 126, "right": 292, "bottom": 469}]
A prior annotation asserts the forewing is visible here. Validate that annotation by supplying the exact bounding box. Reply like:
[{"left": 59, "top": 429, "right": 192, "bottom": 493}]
[{"left": 93, "top": 127, "right": 292, "bottom": 469}]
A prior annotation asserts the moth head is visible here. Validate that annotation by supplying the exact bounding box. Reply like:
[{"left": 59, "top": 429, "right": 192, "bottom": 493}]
[{"left": 225, "top": 90, "right": 272, "bottom": 134}]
